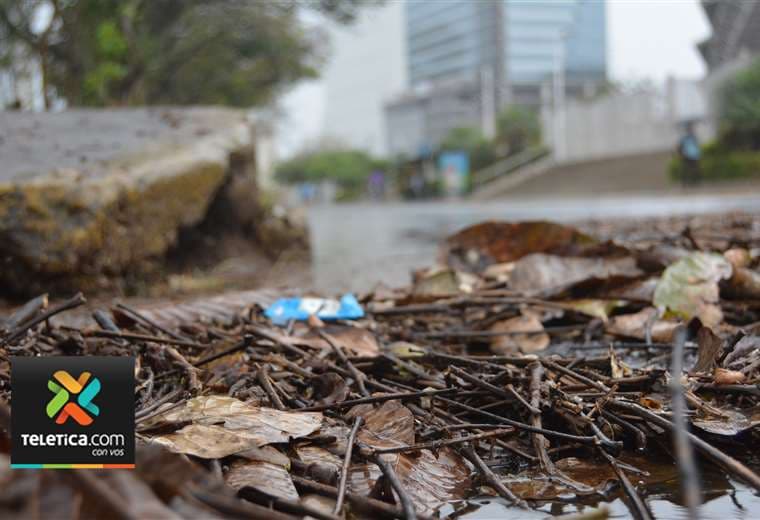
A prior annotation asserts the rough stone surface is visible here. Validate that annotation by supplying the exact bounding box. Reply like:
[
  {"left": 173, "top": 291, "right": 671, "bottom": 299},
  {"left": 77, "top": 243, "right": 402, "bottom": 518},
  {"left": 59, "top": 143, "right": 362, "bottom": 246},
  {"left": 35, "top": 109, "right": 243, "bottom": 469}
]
[{"left": 0, "top": 107, "right": 258, "bottom": 297}]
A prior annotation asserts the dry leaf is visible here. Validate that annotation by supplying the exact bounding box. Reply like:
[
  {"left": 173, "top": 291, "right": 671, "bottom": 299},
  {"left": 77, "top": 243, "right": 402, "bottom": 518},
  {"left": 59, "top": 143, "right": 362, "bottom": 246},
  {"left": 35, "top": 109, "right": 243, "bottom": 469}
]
[
  {"left": 561, "top": 299, "right": 625, "bottom": 323},
  {"left": 653, "top": 252, "right": 732, "bottom": 328},
  {"left": 606, "top": 307, "right": 679, "bottom": 342},
  {"left": 443, "top": 220, "right": 595, "bottom": 273},
  {"left": 298, "top": 326, "right": 380, "bottom": 357},
  {"left": 714, "top": 368, "right": 746, "bottom": 385},
  {"left": 411, "top": 268, "right": 460, "bottom": 297},
  {"left": 509, "top": 254, "right": 641, "bottom": 296},
  {"left": 489, "top": 313, "right": 549, "bottom": 354},
  {"left": 151, "top": 424, "right": 259, "bottom": 458},
  {"left": 225, "top": 460, "right": 299, "bottom": 501},
  {"left": 147, "top": 396, "right": 322, "bottom": 457},
  {"left": 692, "top": 407, "right": 760, "bottom": 436},
  {"left": 639, "top": 396, "right": 663, "bottom": 410},
  {"left": 609, "top": 346, "right": 632, "bottom": 379},
  {"left": 723, "top": 335, "right": 760, "bottom": 367},
  {"left": 344, "top": 400, "right": 471, "bottom": 515},
  {"left": 307, "top": 314, "right": 325, "bottom": 328},
  {"left": 694, "top": 327, "right": 724, "bottom": 373},
  {"left": 724, "top": 248, "right": 751, "bottom": 269}
]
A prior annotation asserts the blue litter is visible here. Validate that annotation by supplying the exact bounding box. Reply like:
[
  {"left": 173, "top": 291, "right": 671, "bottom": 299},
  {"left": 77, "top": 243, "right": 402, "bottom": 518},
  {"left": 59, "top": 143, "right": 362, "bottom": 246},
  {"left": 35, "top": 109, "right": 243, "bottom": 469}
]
[{"left": 264, "top": 294, "right": 364, "bottom": 325}]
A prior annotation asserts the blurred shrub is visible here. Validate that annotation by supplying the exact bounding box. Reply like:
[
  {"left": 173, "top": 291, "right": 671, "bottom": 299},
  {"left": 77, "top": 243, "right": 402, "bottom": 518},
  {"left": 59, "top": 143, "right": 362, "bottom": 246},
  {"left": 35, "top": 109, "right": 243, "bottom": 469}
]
[
  {"left": 439, "top": 127, "right": 496, "bottom": 171},
  {"left": 718, "top": 57, "right": 760, "bottom": 150},
  {"left": 276, "top": 149, "right": 389, "bottom": 199},
  {"left": 496, "top": 106, "right": 541, "bottom": 155},
  {"left": 669, "top": 141, "right": 760, "bottom": 182}
]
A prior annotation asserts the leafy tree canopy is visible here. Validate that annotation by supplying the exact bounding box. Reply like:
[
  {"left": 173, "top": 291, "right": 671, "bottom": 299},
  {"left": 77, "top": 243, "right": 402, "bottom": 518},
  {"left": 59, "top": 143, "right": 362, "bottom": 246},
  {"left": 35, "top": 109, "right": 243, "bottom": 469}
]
[
  {"left": 275, "top": 148, "right": 388, "bottom": 191},
  {"left": 496, "top": 106, "right": 540, "bottom": 155},
  {"left": 0, "top": 0, "right": 380, "bottom": 107},
  {"left": 718, "top": 57, "right": 760, "bottom": 150},
  {"left": 439, "top": 126, "right": 495, "bottom": 170}
]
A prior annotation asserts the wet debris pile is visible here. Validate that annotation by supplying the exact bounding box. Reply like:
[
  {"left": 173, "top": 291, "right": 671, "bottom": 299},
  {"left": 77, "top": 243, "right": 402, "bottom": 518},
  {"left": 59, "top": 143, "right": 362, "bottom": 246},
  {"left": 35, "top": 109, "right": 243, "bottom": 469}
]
[{"left": 3, "top": 215, "right": 760, "bottom": 518}]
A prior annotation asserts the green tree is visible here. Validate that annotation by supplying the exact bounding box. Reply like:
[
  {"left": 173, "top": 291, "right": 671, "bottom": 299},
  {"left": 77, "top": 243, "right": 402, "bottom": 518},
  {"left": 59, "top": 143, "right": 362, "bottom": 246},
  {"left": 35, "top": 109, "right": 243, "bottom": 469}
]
[
  {"left": 718, "top": 57, "right": 760, "bottom": 150},
  {"left": 496, "top": 106, "right": 541, "bottom": 155},
  {"left": 439, "top": 126, "right": 495, "bottom": 170},
  {"left": 276, "top": 148, "right": 388, "bottom": 197},
  {"left": 0, "top": 0, "right": 379, "bottom": 107}
]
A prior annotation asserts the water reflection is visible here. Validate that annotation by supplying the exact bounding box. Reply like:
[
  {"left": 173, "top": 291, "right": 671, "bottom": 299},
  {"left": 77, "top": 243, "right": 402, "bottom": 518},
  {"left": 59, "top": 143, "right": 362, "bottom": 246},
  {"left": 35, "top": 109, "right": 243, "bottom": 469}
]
[{"left": 307, "top": 195, "right": 760, "bottom": 294}]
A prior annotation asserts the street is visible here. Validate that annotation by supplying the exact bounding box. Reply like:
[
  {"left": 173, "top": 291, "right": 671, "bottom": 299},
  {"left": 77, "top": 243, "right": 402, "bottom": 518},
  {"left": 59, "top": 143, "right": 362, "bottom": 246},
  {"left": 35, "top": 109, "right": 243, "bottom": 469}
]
[{"left": 308, "top": 193, "right": 760, "bottom": 292}]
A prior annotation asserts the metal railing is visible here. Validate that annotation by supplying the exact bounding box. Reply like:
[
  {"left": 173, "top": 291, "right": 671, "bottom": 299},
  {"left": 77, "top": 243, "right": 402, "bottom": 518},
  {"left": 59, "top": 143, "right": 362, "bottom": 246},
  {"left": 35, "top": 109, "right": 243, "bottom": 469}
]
[{"left": 470, "top": 147, "right": 549, "bottom": 190}]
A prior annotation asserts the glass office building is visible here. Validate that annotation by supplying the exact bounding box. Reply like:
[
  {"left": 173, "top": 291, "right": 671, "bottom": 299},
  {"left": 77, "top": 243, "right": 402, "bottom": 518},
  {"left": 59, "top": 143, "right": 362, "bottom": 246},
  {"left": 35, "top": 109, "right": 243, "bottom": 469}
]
[{"left": 406, "top": 0, "right": 607, "bottom": 99}]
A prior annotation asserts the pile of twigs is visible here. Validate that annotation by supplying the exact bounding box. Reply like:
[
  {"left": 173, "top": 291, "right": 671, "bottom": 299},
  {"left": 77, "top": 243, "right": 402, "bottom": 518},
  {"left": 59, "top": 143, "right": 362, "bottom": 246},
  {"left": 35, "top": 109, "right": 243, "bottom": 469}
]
[{"left": 2, "top": 214, "right": 760, "bottom": 519}]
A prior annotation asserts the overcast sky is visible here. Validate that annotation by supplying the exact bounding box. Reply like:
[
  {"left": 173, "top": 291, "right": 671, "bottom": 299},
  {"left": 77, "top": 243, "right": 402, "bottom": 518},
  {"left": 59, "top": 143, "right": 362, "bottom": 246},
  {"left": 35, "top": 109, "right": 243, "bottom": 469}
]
[{"left": 277, "top": 0, "right": 712, "bottom": 157}]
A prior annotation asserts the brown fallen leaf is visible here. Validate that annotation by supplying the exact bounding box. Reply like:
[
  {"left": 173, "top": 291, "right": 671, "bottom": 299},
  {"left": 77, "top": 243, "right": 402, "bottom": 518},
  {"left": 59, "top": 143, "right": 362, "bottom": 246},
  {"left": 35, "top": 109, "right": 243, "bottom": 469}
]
[
  {"left": 307, "top": 313, "right": 325, "bottom": 328},
  {"left": 639, "top": 396, "right": 664, "bottom": 410},
  {"left": 297, "top": 325, "right": 380, "bottom": 357},
  {"left": 313, "top": 373, "right": 349, "bottom": 406},
  {"left": 443, "top": 220, "right": 596, "bottom": 273},
  {"left": 489, "top": 313, "right": 550, "bottom": 354},
  {"left": 344, "top": 400, "right": 471, "bottom": 515},
  {"left": 723, "top": 335, "right": 760, "bottom": 367},
  {"left": 694, "top": 327, "right": 724, "bottom": 373},
  {"left": 225, "top": 460, "right": 299, "bottom": 501},
  {"left": 151, "top": 424, "right": 264, "bottom": 458},
  {"left": 147, "top": 396, "right": 322, "bottom": 457},
  {"left": 692, "top": 407, "right": 760, "bottom": 436},
  {"left": 724, "top": 266, "right": 760, "bottom": 299},
  {"left": 606, "top": 307, "right": 679, "bottom": 343},
  {"left": 609, "top": 346, "right": 632, "bottom": 379},
  {"left": 509, "top": 254, "right": 641, "bottom": 296},
  {"left": 714, "top": 368, "right": 746, "bottom": 385},
  {"left": 724, "top": 248, "right": 751, "bottom": 269}
]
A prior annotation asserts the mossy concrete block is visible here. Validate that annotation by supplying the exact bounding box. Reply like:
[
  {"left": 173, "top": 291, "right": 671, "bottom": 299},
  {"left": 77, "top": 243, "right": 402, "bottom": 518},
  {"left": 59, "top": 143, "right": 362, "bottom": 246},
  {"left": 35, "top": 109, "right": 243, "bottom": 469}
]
[{"left": 0, "top": 107, "right": 256, "bottom": 296}]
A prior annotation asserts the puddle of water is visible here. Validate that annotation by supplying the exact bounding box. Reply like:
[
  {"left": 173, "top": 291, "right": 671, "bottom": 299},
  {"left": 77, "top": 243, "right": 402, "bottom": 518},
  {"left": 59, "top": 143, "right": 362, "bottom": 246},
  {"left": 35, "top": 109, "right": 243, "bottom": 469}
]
[{"left": 437, "top": 456, "right": 759, "bottom": 519}]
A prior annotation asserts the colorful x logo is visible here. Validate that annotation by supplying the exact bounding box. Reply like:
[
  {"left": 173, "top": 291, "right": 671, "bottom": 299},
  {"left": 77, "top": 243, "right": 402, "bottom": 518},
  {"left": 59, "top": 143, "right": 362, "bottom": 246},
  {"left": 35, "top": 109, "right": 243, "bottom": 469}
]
[{"left": 46, "top": 370, "right": 101, "bottom": 426}]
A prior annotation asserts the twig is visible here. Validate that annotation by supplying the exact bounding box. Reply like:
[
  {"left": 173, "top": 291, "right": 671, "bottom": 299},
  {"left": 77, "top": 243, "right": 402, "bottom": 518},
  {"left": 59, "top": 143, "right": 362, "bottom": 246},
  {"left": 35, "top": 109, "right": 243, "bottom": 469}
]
[
  {"left": 114, "top": 302, "right": 189, "bottom": 341},
  {"left": 84, "top": 330, "right": 205, "bottom": 348},
  {"left": 373, "top": 455, "right": 417, "bottom": 520},
  {"left": 335, "top": 416, "right": 363, "bottom": 515},
  {"left": 319, "top": 330, "right": 370, "bottom": 397},
  {"left": 165, "top": 345, "right": 201, "bottom": 391},
  {"left": 1, "top": 292, "right": 85, "bottom": 347},
  {"left": 370, "top": 428, "right": 515, "bottom": 455},
  {"left": 433, "top": 395, "right": 600, "bottom": 445},
  {"left": 292, "top": 475, "right": 435, "bottom": 520},
  {"left": 529, "top": 361, "right": 554, "bottom": 472},
  {"left": 460, "top": 445, "right": 528, "bottom": 508},
  {"left": 300, "top": 388, "right": 459, "bottom": 412},
  {"left": 3, "top": 293, "right": 48, "bottom": 331},
  {"left": 669, "top": 326, "right": 702, "bottom": 517},
  {"left": 67, "top": 471, "right": 136, "bottom": 520},
  {"left": 599, "top": 450, "right": 653, "bottom": 520},
  {"left": 610, "top": 400, "right": 760, "bottom": 492},
  {"left": 258, "top": 364, "right": 285, "bottom": 410},
  {"left": 449, "top": 365, "right": 539, "bottom": 414}
]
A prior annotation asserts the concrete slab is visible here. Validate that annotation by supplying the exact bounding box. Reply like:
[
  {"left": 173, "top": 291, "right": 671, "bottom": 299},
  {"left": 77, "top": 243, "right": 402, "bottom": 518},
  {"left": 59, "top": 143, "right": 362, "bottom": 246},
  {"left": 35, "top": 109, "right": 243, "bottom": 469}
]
[{"left": 0, "top": 107, "right": 257, "bottom": 297}]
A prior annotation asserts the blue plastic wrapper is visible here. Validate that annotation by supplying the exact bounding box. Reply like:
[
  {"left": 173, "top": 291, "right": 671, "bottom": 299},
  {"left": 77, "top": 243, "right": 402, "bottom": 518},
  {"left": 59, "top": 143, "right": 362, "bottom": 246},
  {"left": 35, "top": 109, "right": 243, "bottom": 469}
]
[{"left": 264, "top": 294, "right": 364, "bottom": 325}]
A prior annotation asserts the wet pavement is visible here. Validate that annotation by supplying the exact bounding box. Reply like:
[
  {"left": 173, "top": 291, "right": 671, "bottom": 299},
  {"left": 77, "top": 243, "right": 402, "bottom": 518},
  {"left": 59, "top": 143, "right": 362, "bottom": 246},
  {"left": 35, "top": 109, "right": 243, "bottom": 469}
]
[{"left": 307, "top": 193, "right": 760, "bottom": 293}]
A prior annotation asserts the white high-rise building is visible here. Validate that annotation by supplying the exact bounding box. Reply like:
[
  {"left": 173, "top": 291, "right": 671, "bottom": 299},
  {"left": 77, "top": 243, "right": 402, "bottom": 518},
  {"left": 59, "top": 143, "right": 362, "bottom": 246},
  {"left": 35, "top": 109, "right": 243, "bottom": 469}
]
[{"left": 321, "top": 2, "right": 406, "bottom": 157}]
